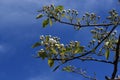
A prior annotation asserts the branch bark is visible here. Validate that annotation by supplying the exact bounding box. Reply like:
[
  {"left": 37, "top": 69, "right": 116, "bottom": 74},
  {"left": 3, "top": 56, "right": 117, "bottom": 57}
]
[
  {"left": 52, "top": 25, "right": 117, "bottom": 62},
  {"left": 50, "top": 16, "right": 120, "bottom": 28},
  {"left": 79, "top": 57, "right": 113, "bottom": 64},
  {"left": 111, "top": 34, "right": 120, "bottom": 79}
]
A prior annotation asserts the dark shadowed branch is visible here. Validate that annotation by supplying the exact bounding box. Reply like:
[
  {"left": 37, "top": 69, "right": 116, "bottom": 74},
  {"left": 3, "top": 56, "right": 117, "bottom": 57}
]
[
  {"left": 52, "top": 25, "right": 118, "bottom": 63},
  {"left": 50, "top": 16, "right": 120, "bottom": 28},
  {"left": 78, "top": 57, "right": 113, "bottom": 64},
  {"left": 111, "top": 35, "right": 120, "bottom": 79}
]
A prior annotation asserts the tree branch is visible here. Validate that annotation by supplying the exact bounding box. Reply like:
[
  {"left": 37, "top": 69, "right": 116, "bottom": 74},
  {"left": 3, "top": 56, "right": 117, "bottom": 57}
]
[
  {"left": 111, "top": 34, "right": 120, "bottom": 79},
  {"left": 51, "top": 16, "right": 120, "bottom": 28},
  {"left": 52, "top": 25, "right": 117, "bottom": 62},
  {"left": 53, "top": 56, "right": 113, "bottom": 65},
  {"left": 78, "top": 57, "right": 113, "bottom": 64}
]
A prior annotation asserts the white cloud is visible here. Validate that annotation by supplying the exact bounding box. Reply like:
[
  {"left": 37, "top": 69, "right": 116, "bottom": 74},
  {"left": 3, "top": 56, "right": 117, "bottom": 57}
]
[
  {"left": 0, "top": 45, "right": 5, "bottom": 53},
  {"left": 26, "top": 71, "right": 83, "bottom": 80},
  {"left": 27, "top": 72, "right": 56, "bottom": 80},
  {"left": 0, "top": 44, "right": 15, "bottom": 56},
  {"left": 0, "top": 0, "right": 116, "bottom": 24},
  {"left": 28, "top": 75, "right": 52, "bottom": 80},
  {"left": 26, "top": 0, "right": 60, "bottom": 5}
]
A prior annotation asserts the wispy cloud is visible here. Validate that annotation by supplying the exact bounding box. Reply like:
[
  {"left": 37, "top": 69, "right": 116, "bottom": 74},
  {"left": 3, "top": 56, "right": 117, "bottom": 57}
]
[
  {"left": 27, "top": 75, "right": 52, "bottom": 80},
  {"left": 0, "top": 0, "right": 116, "bottom": 27},
  {"left": 27, "top": 72, "right": 58, "bottom": 80},
  {"left": 0, "top": 45, "right": 5, "bottom": 53},
  {"left": 0, "top": 44, "right": 16, "bottom": 56},
  {"left": 26, "top": 71, "right": 83, "bottom": 80}
]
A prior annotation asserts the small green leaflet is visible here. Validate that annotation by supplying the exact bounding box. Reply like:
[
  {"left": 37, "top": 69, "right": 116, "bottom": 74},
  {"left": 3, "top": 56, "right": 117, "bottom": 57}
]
[
  {"left": 49, "top": 18, "right": 53, "bottom": 26},
  {"left": 74, "top": 46, "right": 84, "bottom": 54},
  {"left": 50, "top": 48, "right": 57, "bottom": 54},
  {"left": 62, "top": 66, "right": 72, "bottom": 72},
  {"left": 36, "top": 14, "right": 43, "bottom": 19},
  {"left": 105, "top": 49, "right": 110, "bottom": 60},
  {"left": 56, "top": 5, "right": 64, "bottom": 11},
  {"left": 45, "top": 36, "right": 49, "bottom": 42},
  {"left": 48, "top": 59, "right": 54, "bottom": 67},
  {"left": 38, "top": 51, "right": 47, "bottom": 60},
  {"left": 42, "top": 19, "right": 49, "bottom": 28},
  {"left": 61, "top": 14, "right": 65, "bottom": 17},
  {"left": 78, "top": 46, "right": 84, "bottom": 53},
  {"left": 32, "top": 42, "right": 41, "bottom": 48}
]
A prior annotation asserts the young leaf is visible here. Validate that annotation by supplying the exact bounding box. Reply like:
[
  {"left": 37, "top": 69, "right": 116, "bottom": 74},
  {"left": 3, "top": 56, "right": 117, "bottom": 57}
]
[
  {"left": 45, "top": 35, "right": 49, "bottom": 42},
  {"left": 49, "top": 18, "right": 53, "bottom": 26},
  {"left": 62, "top": 66, "right": 72, "bottom": 72},
  {"left": 42, "top": 19, "right": 49, "bottom": 28},
  {"left": 36, "top": 14, "right": 43, "bottom": 19},
  {"left": 48, "top": 59, "right": 54, "bottom": 67},
  {"left": 61, "top": 14, "right": 65, "bottom": 17},
  {"left": 79, "top": 46, "right": 84, "bottom": 53},
  {"left": 50, "top": 48, "right": 57, "bottom": 54},
  {"left": 38, "top": 51, "right": 47, "bottom": 60},
  {"left": 55, "top": 5, "right": 64, "bottom": 12},
  {"left": 74, "top": 47, "right": 80, "bottom": 54},
  {"left": 105, "top": 49, "right": 110, "bottom": 60},
  {"left": 74, "top": 46, "right": 84, "bottom": 54},
  {"left": 32, "top": 42, "right": 41, "bottom": 48},
  {"left": 56, "top": 5, "right": 64, "bottom": 10}
]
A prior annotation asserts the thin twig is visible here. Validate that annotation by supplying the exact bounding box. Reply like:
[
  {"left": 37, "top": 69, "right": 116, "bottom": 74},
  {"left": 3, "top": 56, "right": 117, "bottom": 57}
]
[
  {"left": 52, "top": 25, "right": 117, "bottom": 62},
  {"left": 79, "top": 57, "right": 113, "bottom": 64},
  {"left": 51, "top": 16, "right": 120, "bottom": 28}
]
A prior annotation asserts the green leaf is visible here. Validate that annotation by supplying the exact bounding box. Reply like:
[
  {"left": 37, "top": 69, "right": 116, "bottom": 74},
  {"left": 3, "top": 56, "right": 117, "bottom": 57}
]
[
  {"left": 66, "top": 47, "right": 72, "bottom": 52},
  {"left": 61, "top": 14, "right": 65, "bottom": 17},
  {"left": 36, "top": 14, "right": 43, "bottom": 19},
  {"left": 73, "top": 46, "right": 84, "bottom": 54},
  {"left": 65, "top": 16, "right": 70, "bottom": 19},
  {"left": 79, "top": 46, "right": 84, "bottom": 52},
  {"left": 49, "top": 18, "right": 53, "bottom": 26},
  {"left": 75, "top": 42, "right": 80, "bottom": 47},
  {"left": 105, "top": 49, "right": 110, "bottom": 60},
  {"left": 50, "top": 48, "right": 57, "bottom": 54},
  {"left": 62, "top": 66, "right": 72, "bottom": 72},
  {"left": 32, "top": 42, "right": 41, "bottom": 48},
  {"left": 42, "top": 19, "right": 49, "bottom": 28},
  {"left": 74, "top": 48, "right": 79, "bottom": 54},
  {"left": 48, "top": 59, "right": 54, "bottom": 67},
  {"left": 60, "top": 48, "right": 66, "bottom": 55},
  {"left": 38, "top": 51, "right": 47, "bottom": 60},
  {"left": 56, "top": 5, "right": 64, "bottom": 11},
  {"left": 45, "top": 36, "right": 49, "bottom": 42}
]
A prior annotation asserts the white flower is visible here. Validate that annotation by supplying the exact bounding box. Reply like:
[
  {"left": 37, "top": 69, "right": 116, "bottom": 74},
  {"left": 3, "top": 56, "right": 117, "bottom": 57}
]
[
  {"left": 40, "top": 35, "right": 44, "bottom": 40},
  {"left": 41, "top": 41, "right": 44, "bottom": 45},
  {"left": 75, "top": 41, "right": 78, "bottom": 43},
  {"left": 105, "top": 42, "right": 109, "bottom": 46},
  {"left": 49, "top": 38, "right": 57, "bottom": 44},
  {"left": 92, "top": 39, "right": 96, "bottom": 42},
  {"left": 40, "top": 49, "right": 44, "bottom": 52},
  {"left": 62, "top": 10, "right": 66, "bottom": 13},
  {"left": 60, "top": 44, "right": 64, "bottom": 47}
]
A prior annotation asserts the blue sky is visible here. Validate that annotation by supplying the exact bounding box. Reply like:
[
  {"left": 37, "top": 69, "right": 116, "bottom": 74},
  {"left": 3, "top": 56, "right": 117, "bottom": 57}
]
[{"left": 0, "top": 0, "right": 120, "bottom": 80}]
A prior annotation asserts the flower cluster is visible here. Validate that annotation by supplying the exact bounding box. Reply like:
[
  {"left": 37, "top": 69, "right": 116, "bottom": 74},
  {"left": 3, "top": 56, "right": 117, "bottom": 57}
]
[
  {"left": 33, "top": 35, "right": 85, "bottom": 66},
  {"left": 81, "top": 12, "right": 100, "bottom": 25},
  {"left": 107, "top": 9, "right": 119, "bottom": 23},
  {"left": 42, "top": 5, "right": 65, "bottom": 20},
  {"left": 88, "top": 27, "right": 118, "bottom": 59}
]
